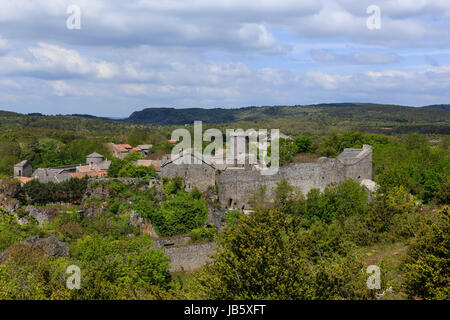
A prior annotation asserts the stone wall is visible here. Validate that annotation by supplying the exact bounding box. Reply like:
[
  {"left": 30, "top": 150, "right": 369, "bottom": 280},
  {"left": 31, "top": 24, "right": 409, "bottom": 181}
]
[
  {"left": 160, "top": 163, "right": 216, "bottom": 193},
  {"left": 164, "top": 242, "right": 218, "bottom": 272},
  {"left": 216, "top": 146, "right": 372, "bottom": 209}
]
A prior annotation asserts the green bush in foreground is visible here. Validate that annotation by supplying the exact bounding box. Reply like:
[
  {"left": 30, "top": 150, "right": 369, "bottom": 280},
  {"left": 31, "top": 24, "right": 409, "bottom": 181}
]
[{"left": 402, "top": 208, "right": 449, "bottom": 300}]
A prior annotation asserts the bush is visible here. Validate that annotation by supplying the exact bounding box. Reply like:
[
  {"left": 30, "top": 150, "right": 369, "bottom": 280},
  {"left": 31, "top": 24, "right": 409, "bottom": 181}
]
[
  {"left": 402, "top": 208, "right": 449, "bottom": 299},
  {"left": 151, "top": 191, "right": 208, "bottom": 237},
  {"left": 224, "top": 210, "right": 242, "bottom": 228},
  {"left": 189, "top": 227, "right": 216, "bottom": 242},
  {"left": 22, "top": 177, "right": 89, "bottom": 205}
]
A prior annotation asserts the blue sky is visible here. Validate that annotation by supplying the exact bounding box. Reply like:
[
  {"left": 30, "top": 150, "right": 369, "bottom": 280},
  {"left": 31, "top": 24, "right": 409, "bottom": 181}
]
[{"left": 0, "top": 0, "right": 449, "bottom": 117}]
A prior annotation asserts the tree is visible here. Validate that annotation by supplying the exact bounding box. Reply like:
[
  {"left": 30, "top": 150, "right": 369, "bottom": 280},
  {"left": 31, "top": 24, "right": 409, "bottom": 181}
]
[
  {"left": 294, "top": 135, "right": 314, "bottom": 153},
  {"left": 247, "top": 185, "right": 269, "bottom": 210},
  {"left": 152, "top": 191, "right": 208, "bottom": 237},
  {"left": 196, "top": 208, "right": 371, "bottom": 299},
  {"left": 117, "top": 163, "right": 157, "bottom": 178},
  {"left": 402, "top": 208, "right": 449, "bottom": 299}
]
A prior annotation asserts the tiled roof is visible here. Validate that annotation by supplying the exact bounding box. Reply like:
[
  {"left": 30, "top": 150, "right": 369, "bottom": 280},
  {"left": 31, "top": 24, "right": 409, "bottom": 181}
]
[
  {"left": 135, "top": 159, "right": 161, "bottom": 171},
  {"left": 76, "top": 164, "right": 100, "bottom": 173},
  {"left": 15, "top": 176, "right": 34, "bottom": 184},
  {"left": 137, "top": 145, "right": 153, "bottom": 150},
  {"left": 87, "top": 152, "right": 104, "bottom": 158},
  {"left": 14, "top": 160, "right": 30, "bottom": 167},
  {"left": 112, "top": 144, "right": 133, "bottom": 152},
  {"left": 70, "top": 171, "right": 108, "bottom": 179}
]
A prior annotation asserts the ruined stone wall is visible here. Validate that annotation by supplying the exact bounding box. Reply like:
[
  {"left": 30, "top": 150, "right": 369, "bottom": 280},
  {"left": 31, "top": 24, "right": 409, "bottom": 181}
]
[
  {"left": 216, "top": 147, "right": 372, "bottom": 209},
  {"left": 163, "top": 242, "right": 218, "bottom": 272},
  {"left": 216, "top": 159, "right": 345, "bottom": 209},
  {"left": 340, "top": 147, "right": 373, "bottom": 182},
  {"left": 160, "top": 163, "right": 216, "bottom": 192}
]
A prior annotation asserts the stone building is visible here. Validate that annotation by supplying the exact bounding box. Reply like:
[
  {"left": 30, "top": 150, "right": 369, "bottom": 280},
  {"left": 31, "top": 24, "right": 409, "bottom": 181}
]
[
  {"left": 161, "top": 144, "right": 373, "bottom": 210},
  {"left": 13, "top": 160, "right": 33, "bottom": 177},
  {"left": 161, "top": 149, "right": 216, "bottom": 192},
  {"left": 84, "top": 152, "right": 111, "bottom": 172},
  {"left": 15, "top": 152, "right": 111, "bottom": 183}
]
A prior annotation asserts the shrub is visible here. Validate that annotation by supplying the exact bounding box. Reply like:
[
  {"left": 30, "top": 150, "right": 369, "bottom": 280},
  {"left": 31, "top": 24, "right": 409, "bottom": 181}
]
[
  {"left": 152, "top": 191, "right": 208, "bottom": 237},
  {"left": 23, "top": 177, "right": 89, "bottom": 205},
  {"left": 189, "top": 227, "right": 216, "bottom": 242},
  {"left": 402, "top": 208, "right": 449, "bottom": 299}
]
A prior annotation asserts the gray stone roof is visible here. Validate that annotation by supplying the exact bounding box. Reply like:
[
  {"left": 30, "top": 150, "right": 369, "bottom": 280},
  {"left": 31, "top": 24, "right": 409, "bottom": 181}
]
[
  {"left": 14, "top": 160, "right": 30, "bottom": 167},
  {"left": 337, "top": 149, "right": 362, "bottom": 159},
  {"left": 86, "top": 152, "right": 104, "bottom": 158},
  {"left": 137, "top": 145, "right": 153, "bottom": 150}
]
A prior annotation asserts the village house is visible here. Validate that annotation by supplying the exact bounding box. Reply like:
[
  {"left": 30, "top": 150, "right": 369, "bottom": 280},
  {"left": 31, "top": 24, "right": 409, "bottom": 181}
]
[
  {"left": 13, "top": 152, "right": 111, "bottom": 184},
  {"left": 133, "top": 159, "right": 162, "bottom": 172}
]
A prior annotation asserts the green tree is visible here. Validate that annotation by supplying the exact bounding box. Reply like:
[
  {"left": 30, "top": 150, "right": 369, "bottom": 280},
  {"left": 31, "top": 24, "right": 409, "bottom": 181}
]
[
  {"left": 402, "top": 208, "right": 449, "bottom": 299},
  {"left": 294, "top": 135, "right": 314, "bottom": 153}
]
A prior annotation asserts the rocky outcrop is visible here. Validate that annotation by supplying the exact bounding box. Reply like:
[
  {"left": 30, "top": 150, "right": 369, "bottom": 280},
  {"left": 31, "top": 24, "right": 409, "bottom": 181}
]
[
  {"left": 25, "top": 206, "right": 57, "bottom": 227},
  {"left": 0, "top": 235, "right": 69, "bottom": 263},
  {"left": 78, "top": 204, "right": 108, "bottom": 219},
  {"left": 24, "top": 235, "right": 69, "bottom": 257},
  {"left": 0, "top": 178, "right": 22, "bottom": 212},
  {"left": 204, "top": 186, "right": 227, "bottom": 230},
  {"left": 128, "top": 210, "right": 158, "bottom": 237}
]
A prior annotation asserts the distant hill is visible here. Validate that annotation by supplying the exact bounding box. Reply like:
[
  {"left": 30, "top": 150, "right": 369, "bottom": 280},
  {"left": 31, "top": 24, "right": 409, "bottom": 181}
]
[
  {"left": 1, "top": 103, "right": 449, "bottom": 135},
  {"left": 422, "top": 104, "right": 450, "bottom": 111},
  {"left": 125, "top": 103, "right": 450, "bottom": 126}
]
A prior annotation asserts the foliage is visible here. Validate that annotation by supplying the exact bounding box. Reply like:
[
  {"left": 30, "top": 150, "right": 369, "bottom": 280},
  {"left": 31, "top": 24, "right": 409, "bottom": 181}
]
[
  {"left": 294, "top": 135, "right": 315, "bottom": 153},
  {"left": 402, "top": 208, "right": 449, "bottom": 299},
  {"left": 151, "top": 191, "right": 208, "bottom": 237},
  {"left": 224, "top": 210, "right": 243, "bottom": 228},
  {"left": 189, "top": 227, "right": 216, "bottom": 242},
  {"left": 117, "top": 162, "right": 157, "bottom": 178},
  {"left": 23, "top": 177, "right": 89, "bottom": 205},
  {"left": 196, "top": 208, "right": 371, "bottom": 299},
  {"left": 306, "top": 180, "right": 368, "bottom": 224}
]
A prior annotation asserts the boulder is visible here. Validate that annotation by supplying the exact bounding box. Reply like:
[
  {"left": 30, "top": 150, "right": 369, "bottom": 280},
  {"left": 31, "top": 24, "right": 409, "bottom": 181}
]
[
  {"left": 26, "top": 206, "right": 57, "bottom": 227},
  {"left": 128, "top": 210, "right": 158, "bottom": 236},
  {"left": 0, "top": 235, "right": 69, "bottom": 263},
  {"left": 0, "top": 179, "right": 22, "bottom": 212},
  {"left": 23, "top": 235, "right": 69, "bottom": 258}
]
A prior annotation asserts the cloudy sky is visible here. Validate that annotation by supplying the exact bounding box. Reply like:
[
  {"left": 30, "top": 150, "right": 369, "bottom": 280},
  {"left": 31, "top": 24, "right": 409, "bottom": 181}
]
[{"left": 0, "top": 0, "right": 449, "bottom": 117}]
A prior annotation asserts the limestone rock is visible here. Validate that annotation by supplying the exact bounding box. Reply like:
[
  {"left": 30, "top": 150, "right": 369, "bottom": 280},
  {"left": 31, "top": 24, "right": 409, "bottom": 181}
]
[
  {"left": 0, "top": 235, "right": 69, "bottom": 263},
  {"left": 360, "top": 179, "right": 379, "bottom": 193},
  {"left": 26, "top": 206, "right": 57, "bottom": 227},
  {"left": 128, "top": 209, "right": 145, "bottom": 227},
  {"left": 23, "top": 235, "right": 69, "bottom": 258}
]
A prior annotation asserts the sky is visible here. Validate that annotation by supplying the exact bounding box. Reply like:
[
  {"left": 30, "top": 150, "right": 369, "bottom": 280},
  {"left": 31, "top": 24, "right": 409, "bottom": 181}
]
[{"left": 0, "top": 0, "right": 449, "bottom": 117}]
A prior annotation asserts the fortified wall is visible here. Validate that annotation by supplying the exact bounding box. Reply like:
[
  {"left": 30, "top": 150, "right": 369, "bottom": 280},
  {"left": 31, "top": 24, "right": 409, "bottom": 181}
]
[{"left": 161, "top": 145, "right": 373, "bottom": 210}]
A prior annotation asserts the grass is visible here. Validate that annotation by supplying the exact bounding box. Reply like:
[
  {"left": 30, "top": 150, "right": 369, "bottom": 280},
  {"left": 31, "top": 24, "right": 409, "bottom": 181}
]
[{"left": 358, "top": 241, "right": 410, "bottom": 300}]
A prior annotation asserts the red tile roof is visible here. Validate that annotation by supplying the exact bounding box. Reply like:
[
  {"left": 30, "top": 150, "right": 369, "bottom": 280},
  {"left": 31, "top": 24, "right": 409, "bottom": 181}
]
[
  {"left": 70, "top": 171, "right": 108, "bottom": 179},
  {"left": 136, "top": 160, "right": 161, "bottom": 171},
  {"left": 76, "top": 164, "right": 100, "bottom": 173},
  {"left": 112, "top": 144, "right": 133, "bottom": 152},
  {"left": 15, "top": 176, "right": 34, "bottom": 184}
]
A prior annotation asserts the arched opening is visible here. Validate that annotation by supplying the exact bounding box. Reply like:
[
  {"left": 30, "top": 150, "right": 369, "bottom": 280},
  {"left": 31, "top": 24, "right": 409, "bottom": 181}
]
[
  {"left": 228, "top": 198, "right": 233, "bottom": 208},
  {"left": 18, "top": 170, "right": 22, "bottom": 176}
]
